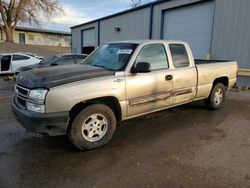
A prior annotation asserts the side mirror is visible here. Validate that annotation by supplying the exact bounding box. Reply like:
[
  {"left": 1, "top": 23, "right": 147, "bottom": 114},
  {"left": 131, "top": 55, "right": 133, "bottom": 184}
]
[{"left": 131, "top": 62, "right": 151, "bottom": 73}]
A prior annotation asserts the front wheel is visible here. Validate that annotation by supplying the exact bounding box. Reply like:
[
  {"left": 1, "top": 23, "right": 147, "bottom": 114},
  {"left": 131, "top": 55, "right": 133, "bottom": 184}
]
[
  {"left": 68, "top": 104, "right": 116, "bottom": 150},
  {"left": 205, "top": 83, "right": 226, "bottom": 110}
]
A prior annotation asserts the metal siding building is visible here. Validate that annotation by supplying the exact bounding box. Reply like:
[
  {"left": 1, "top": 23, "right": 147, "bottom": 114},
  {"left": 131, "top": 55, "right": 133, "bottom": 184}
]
[
  {"left": 71, "top": 0, "right": 250, "bottom": 85},
  {"left": 100, "top": 7, "right": 151, "bottom": 44}
]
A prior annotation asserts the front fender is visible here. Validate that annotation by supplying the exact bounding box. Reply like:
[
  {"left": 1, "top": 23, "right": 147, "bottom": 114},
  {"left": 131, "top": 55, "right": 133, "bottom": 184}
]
[{"left": 45, "top": 76, "right": 126, "bottom": 113}]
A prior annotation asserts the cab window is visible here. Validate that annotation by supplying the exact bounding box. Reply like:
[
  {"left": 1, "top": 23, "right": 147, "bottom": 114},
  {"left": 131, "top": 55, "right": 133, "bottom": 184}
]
[
  {"left": 169, "top": 44, "right": 190, "bottom": 68},
  {"left": 135, "top": 44, "right": 168, "bottom": 70}
]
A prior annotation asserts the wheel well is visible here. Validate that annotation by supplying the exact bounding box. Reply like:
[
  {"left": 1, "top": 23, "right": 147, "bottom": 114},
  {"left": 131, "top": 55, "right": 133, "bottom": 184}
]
[
  {"left": 213, "top": 77, "right": 229, "bottom": 88},
  {"left": 69, "top": 97, "right": 122, "bottom": 122}
]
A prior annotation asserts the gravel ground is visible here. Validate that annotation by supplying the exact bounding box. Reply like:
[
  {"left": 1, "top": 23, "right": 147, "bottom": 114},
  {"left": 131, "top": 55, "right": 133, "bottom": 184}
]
[{"left": 0, "top": 77, "right": 250, "bottom": 188}]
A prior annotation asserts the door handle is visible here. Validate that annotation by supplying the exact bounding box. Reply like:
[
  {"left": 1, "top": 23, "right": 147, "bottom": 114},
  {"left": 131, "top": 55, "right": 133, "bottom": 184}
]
[{"left": 165, "top": 75, "right": 173, "bottom": 81}]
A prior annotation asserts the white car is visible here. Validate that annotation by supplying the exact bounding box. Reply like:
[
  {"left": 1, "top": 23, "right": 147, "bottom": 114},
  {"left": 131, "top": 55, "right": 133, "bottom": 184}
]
[
  {"left": 0, "top": 53, "right": 42, "bottom": 74},
  {"left": 20, "top": 52, "right": 44, "bottom": 61}
]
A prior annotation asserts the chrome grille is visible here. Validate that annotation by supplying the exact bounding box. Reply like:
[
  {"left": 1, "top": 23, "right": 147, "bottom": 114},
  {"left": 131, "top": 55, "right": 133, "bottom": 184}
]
[
  {"left": 16, "top": 85, "right": 29, "bottom": 97},
  {"left": 15, "top": 85, "right": 30, "bottom": 109}
]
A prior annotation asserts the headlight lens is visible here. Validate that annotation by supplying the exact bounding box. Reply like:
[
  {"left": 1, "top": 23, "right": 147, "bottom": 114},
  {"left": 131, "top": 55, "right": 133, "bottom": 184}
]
[
  {"left": 29, "top": 89, "right": 48, "bottom": 102},
  {"left": 27, "top": 89, "right": 48, "bottom": 113},
  {"left": 27, "top": 102, "right": 45, "bottom": 113}
]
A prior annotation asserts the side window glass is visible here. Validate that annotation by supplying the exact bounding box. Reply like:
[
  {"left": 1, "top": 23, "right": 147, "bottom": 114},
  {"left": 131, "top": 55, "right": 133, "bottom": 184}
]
[
  {"left": 13, "top": 55, "right": 30, "bottom": 61},
  {"left": 56, "top": 56, "right": 74, "bottom": 64},
  {"left": 169, "top": 44, "right": 190, "bottom": 68},
  {"left": 135, "top": 44, "right": 168, "bottom": 70},
  {"left": 75, "top": 55, "right": 87, "bottom": 64}
]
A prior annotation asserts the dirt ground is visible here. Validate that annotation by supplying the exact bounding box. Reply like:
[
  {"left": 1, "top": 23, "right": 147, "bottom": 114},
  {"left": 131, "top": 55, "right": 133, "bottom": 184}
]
[{"left": 0, "top": 77, "right": 250, "bottom": 188}]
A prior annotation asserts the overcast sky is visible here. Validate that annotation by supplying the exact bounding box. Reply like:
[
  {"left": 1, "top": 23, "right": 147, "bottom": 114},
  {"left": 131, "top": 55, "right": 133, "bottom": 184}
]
[{"left": 41, "top": 0, "right": 155, "bottom": 32}]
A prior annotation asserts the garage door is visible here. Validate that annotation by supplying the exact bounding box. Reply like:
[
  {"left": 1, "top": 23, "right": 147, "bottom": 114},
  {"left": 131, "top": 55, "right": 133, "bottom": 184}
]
[
  {"left": 163, "top": 1, "right": 215, "bottom": 59},
  {"left": 82, "top": 28, "right": 96, "bottom": 54}
]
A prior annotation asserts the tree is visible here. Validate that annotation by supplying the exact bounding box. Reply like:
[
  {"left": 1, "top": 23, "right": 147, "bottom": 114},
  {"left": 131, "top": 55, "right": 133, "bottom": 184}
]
[
  {"left": 0, "top": 0, "right": 61, "bottom": 42},
  {"left": 129, "top": 0, "right": 142, "bottom": 8}
]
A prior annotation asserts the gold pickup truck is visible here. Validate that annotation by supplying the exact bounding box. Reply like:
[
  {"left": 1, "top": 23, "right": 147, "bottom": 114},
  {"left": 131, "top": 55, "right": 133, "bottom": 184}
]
[{"left": 12, "top": 40, "right": 238, "bottom": 150}]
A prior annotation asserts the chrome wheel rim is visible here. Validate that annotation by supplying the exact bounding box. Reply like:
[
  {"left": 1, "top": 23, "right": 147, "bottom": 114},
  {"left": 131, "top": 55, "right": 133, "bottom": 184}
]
[
  {"left": 81, "top": 113, "right": 108, "bottom": 142},
  {"left": 214, "top": 88, "right": 223, "bottom": 105}
]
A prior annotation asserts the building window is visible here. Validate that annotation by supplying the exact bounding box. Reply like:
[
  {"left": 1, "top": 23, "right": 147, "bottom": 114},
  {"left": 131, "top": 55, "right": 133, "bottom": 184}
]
[{"left": 19, "top": 33, "right": 26, "bottom": 44}]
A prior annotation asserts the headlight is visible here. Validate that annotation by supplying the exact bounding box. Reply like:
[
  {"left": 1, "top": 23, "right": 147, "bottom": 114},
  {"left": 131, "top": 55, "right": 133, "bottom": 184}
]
[
  {"left": 27, "top": 89, "right": 48, "bottom": 113},
  {"left": 29, "top": 89, "right": 48, "bottom": 102},
  {"left": 27, "top": 102, "right": 45, "bottom": 113}
]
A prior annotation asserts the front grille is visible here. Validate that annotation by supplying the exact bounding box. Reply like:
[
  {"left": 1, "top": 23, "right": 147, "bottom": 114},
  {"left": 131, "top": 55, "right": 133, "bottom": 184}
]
[
  {"left": 16, "top": 85, "right": 29, "bottom": 97},
  {"left": 15, "top": 85, "right": 30, "bottom": 109},
  {"left": 17, "top": 96, "right": 26, "bottom": 107}
]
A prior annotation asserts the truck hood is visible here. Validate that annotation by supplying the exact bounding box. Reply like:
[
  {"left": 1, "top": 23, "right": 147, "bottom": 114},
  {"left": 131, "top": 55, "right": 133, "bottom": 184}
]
[
  {"left": 16, "top": 64, "right": 115, "bottom": 89},
  {"left": 18, "top": 63, "right": 48, "bottom": 72}
]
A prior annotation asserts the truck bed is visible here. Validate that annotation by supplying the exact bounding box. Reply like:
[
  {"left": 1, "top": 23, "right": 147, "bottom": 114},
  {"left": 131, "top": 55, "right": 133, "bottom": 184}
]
[{"left": 194, "top": 60, "right": 238, "bottom": 100}]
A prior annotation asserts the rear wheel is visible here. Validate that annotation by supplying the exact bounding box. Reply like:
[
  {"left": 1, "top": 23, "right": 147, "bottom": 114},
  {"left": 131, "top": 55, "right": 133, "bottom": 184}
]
[
  {"left": 205, "top": 83, "right": 226, "bottom": 110},
  {"left": 68, "top": 104, "right": 116, "bottom": 150}
]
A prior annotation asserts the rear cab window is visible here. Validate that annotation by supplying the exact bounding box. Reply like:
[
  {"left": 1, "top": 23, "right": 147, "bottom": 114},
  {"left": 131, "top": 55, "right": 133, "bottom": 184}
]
[{"left": 169, "top": 44, "right": 190, "bottom": 68}]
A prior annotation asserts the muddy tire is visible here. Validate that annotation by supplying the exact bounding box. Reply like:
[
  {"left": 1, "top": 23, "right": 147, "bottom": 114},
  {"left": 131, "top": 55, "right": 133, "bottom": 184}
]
[
  {"left": 68, "top": 104, "right": 116, "bottom": 150},
  {"left": 205, "top": 83, "right": 226, "bottom": 110}
]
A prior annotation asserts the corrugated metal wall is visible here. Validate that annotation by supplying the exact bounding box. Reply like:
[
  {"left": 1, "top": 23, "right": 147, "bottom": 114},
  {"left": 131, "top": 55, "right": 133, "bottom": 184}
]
[
  {"left": 211, "top": 0, "right": 250, "bottom": 68},
  {"left": 99, "top": 7, "right": 151, "bottom": 44},
  {"left": 211, "top": 0, "right": 250, "bottom": 85},
  {"left": 71, "top": 0, "right": 206, "bottom": 52},
  {"left": 71, "top": 0, "right": 250, "bottom": 85},
  {"left": 162, "top": 1, "right": 214, "bottom": 59}
]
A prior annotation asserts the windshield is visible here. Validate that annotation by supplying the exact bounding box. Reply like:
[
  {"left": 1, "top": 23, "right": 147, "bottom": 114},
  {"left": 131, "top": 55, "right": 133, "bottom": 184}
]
[
  {"left": 40, "top": 55, "right": 60, "bottom": 64},
  {"left": 83, "top": 43, "right": 138, "bottom": 71}
]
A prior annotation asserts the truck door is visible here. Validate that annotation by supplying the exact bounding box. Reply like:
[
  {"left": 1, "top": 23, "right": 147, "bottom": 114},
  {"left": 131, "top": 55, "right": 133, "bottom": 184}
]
[
  {"left": 168, "top": 43, "right": 197, "bottom": 104},
  {"left": 125, "top": 43, "right": 173, "bottom": 117}
]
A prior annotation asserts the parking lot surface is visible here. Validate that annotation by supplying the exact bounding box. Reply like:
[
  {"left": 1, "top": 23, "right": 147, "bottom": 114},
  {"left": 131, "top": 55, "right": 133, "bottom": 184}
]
[{"left": 0, "top": 77, "right": 250, "bottom": 188}]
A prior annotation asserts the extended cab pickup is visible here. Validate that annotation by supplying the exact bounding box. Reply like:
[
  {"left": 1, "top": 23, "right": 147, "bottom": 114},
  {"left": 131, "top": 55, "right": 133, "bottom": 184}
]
[{"left": 12, "top": 40, "right": 238, "bottom": 150}]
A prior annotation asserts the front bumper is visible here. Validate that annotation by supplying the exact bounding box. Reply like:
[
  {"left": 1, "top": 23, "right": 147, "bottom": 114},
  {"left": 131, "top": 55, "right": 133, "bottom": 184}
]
[{"left": 12, "top": 98, "right": 69, "bottom": 136}]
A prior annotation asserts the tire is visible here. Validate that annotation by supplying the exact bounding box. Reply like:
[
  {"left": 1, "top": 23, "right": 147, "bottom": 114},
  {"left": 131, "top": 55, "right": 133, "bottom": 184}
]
[
  {"left": 205, "top": 83, "right": 226, "bottom": 110},
  {"left": 68, "top": 104, "right": 116, "bottom": 150}
]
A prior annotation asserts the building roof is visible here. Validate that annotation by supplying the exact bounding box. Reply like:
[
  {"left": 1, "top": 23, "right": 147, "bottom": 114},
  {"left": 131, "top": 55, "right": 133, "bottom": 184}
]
[
  {"left": 15, "top": 26, "right": 71, "bottom": 36},
  {"left": 71, "top": 0, "right": 172, "bottom": 29},
  {"left": 106, "top": 39, "right": 186, "bottom": 44}
]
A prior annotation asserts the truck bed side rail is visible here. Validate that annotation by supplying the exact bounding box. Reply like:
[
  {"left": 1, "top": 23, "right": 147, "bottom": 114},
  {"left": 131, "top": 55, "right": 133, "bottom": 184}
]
[{"left": 195, "top": 59, "right": 232, "bottom": 64}]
